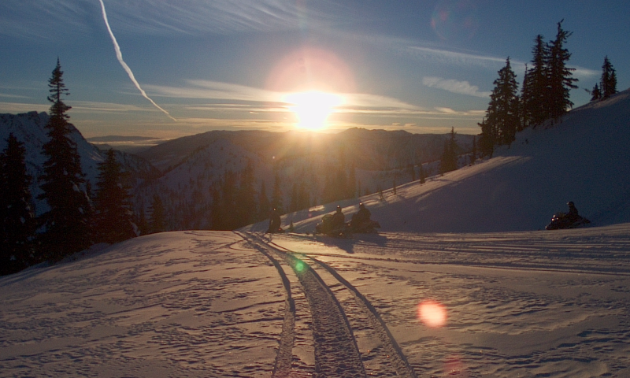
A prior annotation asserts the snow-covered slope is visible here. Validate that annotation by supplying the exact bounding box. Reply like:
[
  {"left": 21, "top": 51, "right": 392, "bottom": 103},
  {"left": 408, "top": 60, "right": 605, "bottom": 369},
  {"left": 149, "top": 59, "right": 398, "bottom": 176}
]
[
  {"left": 243, "top": 89, "right": 630, "bottom": 233},
  {"left": 1, "top": 226, "right": 629, "bottom": 377}
]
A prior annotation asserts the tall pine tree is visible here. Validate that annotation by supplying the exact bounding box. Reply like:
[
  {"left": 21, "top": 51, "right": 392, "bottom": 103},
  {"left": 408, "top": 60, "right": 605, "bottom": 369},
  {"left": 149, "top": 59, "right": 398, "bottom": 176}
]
[
  {"left": 601, "top": 56, "right": 618, "bottom": 99},
  {"left": 93, "top": 149, "right": 136, "bottom": 244},
  {"left": 546, "top": 20, "right": 578, "bottom": 121},
  {"left": 37, "top": 59, "right": 92, "bottom": 261},
  {"left": 521, "top": 35, "right": 548, "bottom": 127},
  {"left": 481, "top": 58, "right": 520, "bottom": 147},
  {"left": 0, "top": 134, "right": 37, "bottom": 274},
  {"left": 440, "top": 127, "right": 458, "bottom": 173}
]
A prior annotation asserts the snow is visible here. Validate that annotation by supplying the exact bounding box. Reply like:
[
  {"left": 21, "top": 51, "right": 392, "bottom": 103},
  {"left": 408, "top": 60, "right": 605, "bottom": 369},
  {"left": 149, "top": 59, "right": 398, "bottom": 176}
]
[
  {"left": 2, "top": 91, "right": 630, "bottom": 376},
  {"left": 2, "top": 228, "right": 629, "bottom": 377}
]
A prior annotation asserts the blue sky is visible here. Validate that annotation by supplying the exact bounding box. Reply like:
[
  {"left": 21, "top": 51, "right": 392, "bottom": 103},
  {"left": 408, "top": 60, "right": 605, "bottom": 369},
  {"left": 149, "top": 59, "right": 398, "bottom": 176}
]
[{"left": 1, "top": 0, "right": 628, "bottom": 138}]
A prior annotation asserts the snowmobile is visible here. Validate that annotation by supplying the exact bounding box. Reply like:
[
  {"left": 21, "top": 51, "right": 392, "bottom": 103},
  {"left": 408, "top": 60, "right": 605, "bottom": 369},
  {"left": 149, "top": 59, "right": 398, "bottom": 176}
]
[
  {"left": 314, "top": 214, "right": 352, "bottom": 238},
  {"left": 545, "top": 212, "right": 591, "bottom": 230},
  {"left": 349, "top": 219, "right": 381, "bottom": 234}
]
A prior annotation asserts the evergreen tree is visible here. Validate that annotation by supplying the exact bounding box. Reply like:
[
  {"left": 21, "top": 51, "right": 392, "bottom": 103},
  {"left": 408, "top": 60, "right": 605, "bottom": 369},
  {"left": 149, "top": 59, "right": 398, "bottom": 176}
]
[
  {"left": 136, "top": 205, "right": 150, "bottom": 235},
  {"left": 440, "top": 128, "right": 458, "bottom": 173},
  {"left": 0, "top": 134, "right": 37, "bottom": 274},
  {"left": 590, "top": 83, "right": 602, "bottom": 101},
  {"left": 37, "top": 59, "right": 92, "bottom": 261},
  {"left": 290, "top": 183, "right": 298, "bottom": 212},
  {"left": 148, "top": 194, "right": 165, "bottom": 233},
  {"left": 271, "top": 173, "right": 283, "bottom": 212},
  {"left": 93, "top": 149, "right": 136, "bottom": 244},
  {"left": 470, "top": 136, "right": 477, "bottom": 164},
  {"left": 521, "top": 36, "right": 548, "bottom": 127},
  {"left": 601, "top": 56, "right": 618, "bottom": 99},
  {"left": 235, "top": 162, "right": 257, "bottom": 226},
  {"left": 210, "top": 187, "right": 223, "bottom": 230},
  {"left": 408, "top": 163, "right": 416, "bottom": 181},
  {"left": 478, "top": 118, "right": 494, "bottom": 158},
  {"left": 348, "top": 164, "right": 357, "bottom": 198},
  {"left": 485, "top": 58, "right": 520, "bottom": 146},
  {"left": 257, "top": 180, "right": 271, "bottom": 221},
  {"left": 298, "top": 182, "right": 310, "bottom": 211},
  {"left": 419, "top": 164, "right": 426, "bottom": 184},
  {"left": 546, "top": 20, "right": 578, "bottom": 121},
  {"left": 219, "top": 170, "right": 239, "bottom": 229}
]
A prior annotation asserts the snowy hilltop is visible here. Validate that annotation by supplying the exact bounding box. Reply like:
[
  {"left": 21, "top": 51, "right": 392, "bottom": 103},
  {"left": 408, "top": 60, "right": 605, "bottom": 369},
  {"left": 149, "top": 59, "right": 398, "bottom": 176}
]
[{"left": 243, "top": 88, "right": 630, "bottom": 234}]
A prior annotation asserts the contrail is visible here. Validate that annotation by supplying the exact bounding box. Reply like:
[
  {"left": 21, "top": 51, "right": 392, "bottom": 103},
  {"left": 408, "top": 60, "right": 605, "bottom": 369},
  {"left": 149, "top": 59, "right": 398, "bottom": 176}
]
[{"left": 98, "top": 0, "right": 176, "bottom": 122}]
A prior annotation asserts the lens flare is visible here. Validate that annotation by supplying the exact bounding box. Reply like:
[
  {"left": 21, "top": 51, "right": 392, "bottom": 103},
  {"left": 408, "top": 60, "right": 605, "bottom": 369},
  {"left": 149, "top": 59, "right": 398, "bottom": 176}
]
[
  {"left": 417, "top": 300, "right": 447, "bottom": 328},
  {"left": 266, "top": 47, "right": 355, "bottom": 94},
  {"left": 294, "top": 260, "right": 306, "bottom": 273},
  {"left": 431, "top": 0, "right": 479, "bottom": 42}
]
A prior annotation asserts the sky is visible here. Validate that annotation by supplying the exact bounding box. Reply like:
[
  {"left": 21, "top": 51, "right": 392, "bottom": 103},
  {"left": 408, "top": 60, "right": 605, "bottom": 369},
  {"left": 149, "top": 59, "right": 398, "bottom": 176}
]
[{"left": 1, "top": 0, "right": 629, "bottom": 139}]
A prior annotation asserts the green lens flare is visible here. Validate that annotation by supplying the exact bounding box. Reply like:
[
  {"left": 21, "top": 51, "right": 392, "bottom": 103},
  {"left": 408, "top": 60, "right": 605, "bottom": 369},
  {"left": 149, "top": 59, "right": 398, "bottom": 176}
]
[{"left": 295, "top": 260, "right": 306, "bottom": 272}]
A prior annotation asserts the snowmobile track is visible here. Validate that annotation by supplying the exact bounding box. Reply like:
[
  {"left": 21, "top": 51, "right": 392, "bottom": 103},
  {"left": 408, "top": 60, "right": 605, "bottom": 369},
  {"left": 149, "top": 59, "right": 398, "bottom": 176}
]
[{"left": 239, "top": 232, "right": 417, "bottom": 378}]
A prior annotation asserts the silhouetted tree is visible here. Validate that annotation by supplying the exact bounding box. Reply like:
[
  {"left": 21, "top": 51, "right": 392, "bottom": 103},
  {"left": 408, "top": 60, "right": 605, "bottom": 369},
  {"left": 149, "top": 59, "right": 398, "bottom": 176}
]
[
  {"left": 419, "top": 163, "right": 426, "bottom": 184},
  {"left": 478, "top": 118, "right": 494, "bottom": 157},
  {"left": 257, "top": 180, "right": 270, "bottom": 221},
  {"left": 235, "top": 162, "right": 257, "bottom": 226},
  {"left": 37, "top": 59, "right": 92, "bottom": 261},
  {"left": 93, "top": 149, "right": 136, "bottom": 244},
  {"left": 590, "top": 83, "right": 602, "bottom": 101},
  {"left": 271, "top": 173, "right": 283, "bottom": 212},
  {"left": 601, "top": 56, "right": 618, "bottom": 99},
  {"left": 521, "top": 36, "right": 548, "bottom": 127},
  {"left": 440, "top": 127, "right": 458, "bottom": 173},
  {"left": 546, "top": 20, "right": 578, "bottom": 121},
  {"left": 0, "top": 134, "right": 37, "bottom": 274},
  {"left": 485, "top": 58, "right": 520, "bottom": 145}
]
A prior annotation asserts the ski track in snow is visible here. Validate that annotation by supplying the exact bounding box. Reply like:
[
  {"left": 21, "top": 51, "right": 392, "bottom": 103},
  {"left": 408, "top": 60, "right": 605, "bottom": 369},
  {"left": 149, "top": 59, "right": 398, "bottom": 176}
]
[
  {"left": 240, "top": 232, "right": 369, "bottom": 377},
  {"left": 269, "top": 228, "right": 630, "bottom": 377}
]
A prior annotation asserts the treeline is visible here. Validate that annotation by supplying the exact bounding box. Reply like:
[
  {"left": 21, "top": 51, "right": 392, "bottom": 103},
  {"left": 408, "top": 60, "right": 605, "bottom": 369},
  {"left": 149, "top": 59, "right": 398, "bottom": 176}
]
[
  {"left": 479, "top": 20, "right": 619, "bottom": 156},
  {"left": 0, "top": 61, "right": 135, "bottom": 275}
]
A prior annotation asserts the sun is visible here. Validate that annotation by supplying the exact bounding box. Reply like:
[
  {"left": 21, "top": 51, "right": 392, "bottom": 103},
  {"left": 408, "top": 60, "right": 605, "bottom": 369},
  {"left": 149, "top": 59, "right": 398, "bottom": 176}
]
[{"left": 283, "top": 91, "right": 343, "bottom": 130}]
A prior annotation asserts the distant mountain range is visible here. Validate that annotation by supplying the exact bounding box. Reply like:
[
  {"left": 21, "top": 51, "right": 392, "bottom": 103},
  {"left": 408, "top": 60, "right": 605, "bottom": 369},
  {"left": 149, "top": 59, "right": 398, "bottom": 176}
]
[{"left": 1, "top": 112, "right": 474, "bottom": 230}]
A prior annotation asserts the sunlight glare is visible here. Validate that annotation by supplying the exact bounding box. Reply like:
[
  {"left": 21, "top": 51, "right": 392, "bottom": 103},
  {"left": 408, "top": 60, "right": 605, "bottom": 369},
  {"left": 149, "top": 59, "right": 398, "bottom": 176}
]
[
  {"left": 417, "top": 300, "right": 447, "bottom": 328},
  {"left": 284, "top": 91, "right": 343, "bottom": 130}
]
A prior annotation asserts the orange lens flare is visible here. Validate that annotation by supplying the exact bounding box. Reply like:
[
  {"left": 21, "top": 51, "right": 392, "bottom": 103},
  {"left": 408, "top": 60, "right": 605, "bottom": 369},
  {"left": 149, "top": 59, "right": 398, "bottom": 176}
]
[{"left": 417, "top": 300, "right": 447, "bottom": 328}]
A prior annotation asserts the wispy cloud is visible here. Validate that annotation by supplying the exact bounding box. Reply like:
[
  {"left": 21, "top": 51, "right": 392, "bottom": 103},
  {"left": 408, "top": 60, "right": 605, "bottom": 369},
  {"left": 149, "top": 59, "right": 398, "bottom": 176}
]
[
  {"left": 148, "top": 80, "right": 283, "bottom": 103},
  {"left": 89, "top": 0, "right": 349, "bottom": 36},
  {"left": 0, "top": 1, "right": 91, "bottom": 41},
  {"left": 423, "top": 77, "right": 491, "bottom": 98},
  {"left": 0, "top": 93, "right": 29, "bottom": 99},
  {"left": 409, "top": 46, "right": 514, "bottom": 70},
  {"left": 71, "top": 101, "right": 154, "bottom": 113},
  {"left": 147, "top": 79, "right": 485, "bottom": 121},
  {"left": 0, "top": 102, "right": 48, "bottom": 113}
]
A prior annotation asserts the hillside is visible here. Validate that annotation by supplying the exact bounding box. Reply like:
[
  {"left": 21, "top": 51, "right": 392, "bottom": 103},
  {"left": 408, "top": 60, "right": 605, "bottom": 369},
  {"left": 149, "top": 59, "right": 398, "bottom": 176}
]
[
  {"left": 0, "top": 112, "right": 159, "bottom": 216},
  {"left": 243, "top": 89, "right": 630, "bottom": 233}
]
